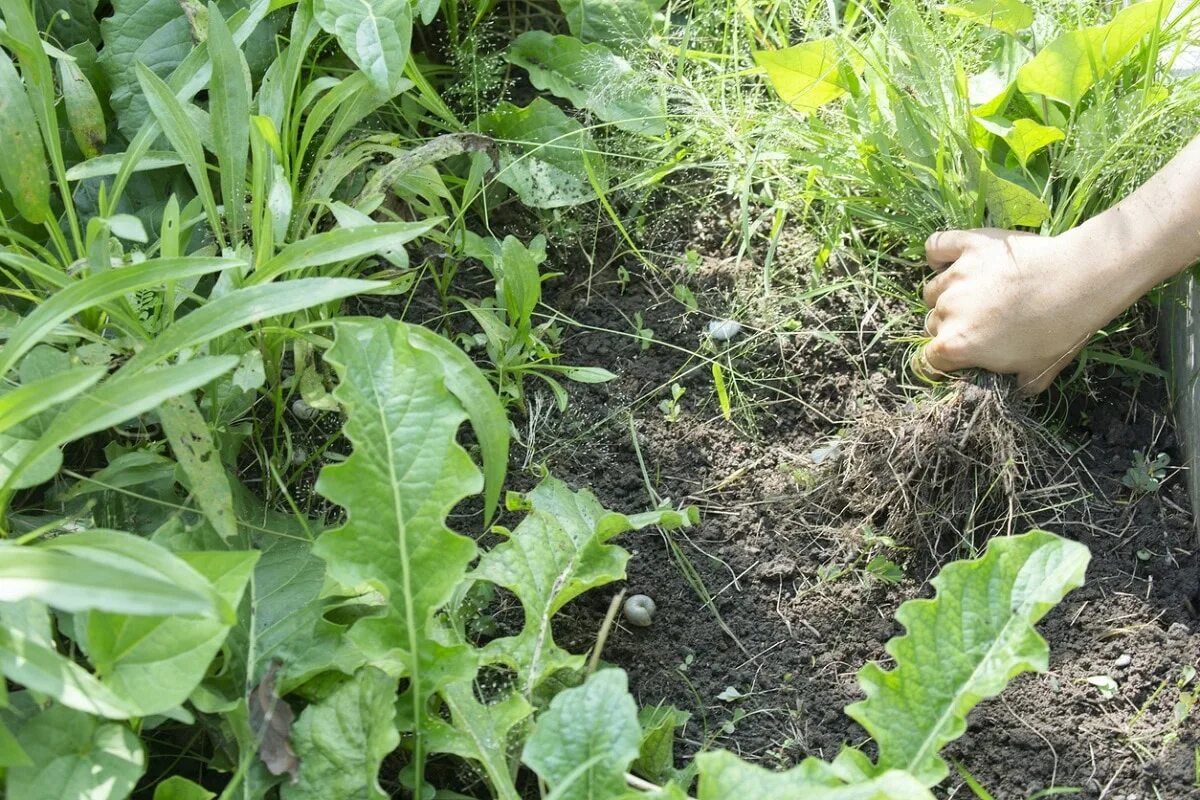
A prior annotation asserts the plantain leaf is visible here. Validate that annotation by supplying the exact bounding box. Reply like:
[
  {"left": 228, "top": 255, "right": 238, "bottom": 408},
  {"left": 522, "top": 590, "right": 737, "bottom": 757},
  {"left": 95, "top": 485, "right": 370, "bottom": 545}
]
[
  {"left": 506, "top": 32, "right": 666, "bottom": 135},
  {"left": 522, "top": 669, "right": 641, "bottom": 800},
  {"left": 58, "top": 57, "right": 107, "bottom": 158},
  {"left": 158, "top": 394, "right": 239, "bottom": 541},
  {"left": 313, "top": 0, "right": 412, "bottom": 94},
  {"left": 207, "top": 6, "right": 252, "bottom": 241},
  {"left": 7, "top": 703, "right": 145, "bottom": 799},
  {"left": 1, "top": 356, "right": 238, "bottom": 492},
  {"left": 1016, "top": 0, "right": 1167, "bottom": 108},
  {"left": 0, "top": 49, "right": 50, "bottom": 223},
  {"left": 251, "top": 221, "right": 441, "bottom": 284},
  {"left": 0, "top": 366, "right": 106, "bottom": 435},
  {"left": 312, "top": 317, "right": 485, "bottom": 788},
  {"left": 472, "top": 477, "right": 696, "bottom": 697},
  {"left": 280, "top": 667, "right": 400, "bottom": 800},
  {"left": 0, "top": 255, "right": 240, "bottom": 378},
  {"left": 846, "top": 530, "right": 1089, "bottom": 785},
  {"left": 118, "top": 278, "right": 382, "bottom": 376},
  {"left": 85, "top": 550, "right": 257, "bottom": 716},
  {"left": 136, "top": 61, "right": 225, "bottom": 242}
]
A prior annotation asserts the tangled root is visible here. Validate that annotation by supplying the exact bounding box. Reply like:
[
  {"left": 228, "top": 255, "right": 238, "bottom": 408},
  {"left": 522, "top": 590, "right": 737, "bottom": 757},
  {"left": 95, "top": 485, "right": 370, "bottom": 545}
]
[{"left": 811, "top": 375, "right": 1082, "bottom": 557}]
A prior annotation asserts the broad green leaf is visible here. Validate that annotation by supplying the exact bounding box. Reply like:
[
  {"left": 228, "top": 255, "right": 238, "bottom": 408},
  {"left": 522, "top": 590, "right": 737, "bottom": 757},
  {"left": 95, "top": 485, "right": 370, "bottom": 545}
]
[
  {"left": 975, "top": 116, "right": 1065, "bottom": 167},
  {"left": 425, "top": 676, "right": 531, "bottom": 800},
  {"left": 7, "top": 704, "right": 145, "bottom": 799},
  {"left": 251, "top": 221, "right": 440, "bottom": 284},
  {"left": 280, "top": 667, "right": 400, "bottom": 800},
  {"left": 522, "top": 669, "right": 641, "bottom": 800},
  {"left": 404, "top": 323, "right": 509, "bottom": 526},
  {"left": 158, "top": 394, "right": 239, "bottom": 541},
  {"left": 119, "top": 278, "right": 382, "bottom": 376},
  {"left": 0, "top": 49, "right": 50, "bottom": 223},
  {"left": 86, "top": 550, "right": 257, "bottom": 716},
  {"left": 472, "top": 477, "right": 695, "bottom": 696},
  {"left": 0, "top": 717, "right": 31, "bottom": 767},
  {"left": 0, "top": 255, "right": 239, "bottom": 378},
  {"left": 37, "top": 0, "right": 102, "bottom": 48},
  {"left": 938, "top": 0, "right": 1033, "bottom": 33},
  {"left": 313, "top": 0, "right": 412, "bottom": 94},
  {"left": 58, "top": 57, "right": 106, "bottom": 158},
  {"left": 4, "top": 529, "right": 229, "bottom": 617},
  {"left": 696, "top": 752, "right": 934, "bottom": 799},
  {"left": 0, "top": 366, "right": 106, "bottom": 435},
  {"left": 634, "top": 705, "right": 690, "bottom": 785},
  {"left": 153, "top": 776, "right": 216, "bottom": 800},
  {"left": 506, "top": 32, "right": 666, "bottom": 135},
  {"left": 982, "top": 165, "right": 1049, "bottom": 228},
  {"left": 0, "top": 625, "right": 140, "bottom": 718},
  {"left": 207, "top": 7, "right": 252, "bottom": 241},
  {"left": 313, "top": 317, "right": 484, "bottom": 786},
  {"left": 480, "top": 98, "right": 605, "bottom": 209},
  {"left": 98, "top": 0, "right": 197, "bottom": 135},
  {"left": 136, "top": 62, "right": 224, "bottom": 242},
  {"left": 967, "top": 37, "right": 1031, "bottom": 117},
  {"left": 558, "top": 0, "right": 663, "bottom": 45},
  {"left": 1016, "top": 0, "right": 1167, "bottom": 108},
  {"left": 1, "top": 357, "right": 239, "bottom": 492},
  {"left": 753, "top": 39, "right": 862, "bottom": 114},
  {"left": 846, "top": 530, "right": 1090, "bottom": 785}
]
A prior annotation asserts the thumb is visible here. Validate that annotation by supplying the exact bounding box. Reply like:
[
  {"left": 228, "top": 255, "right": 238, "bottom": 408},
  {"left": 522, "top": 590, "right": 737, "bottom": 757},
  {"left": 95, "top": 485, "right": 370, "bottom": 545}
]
[{"left": 925, "top": 230, "right": 974, "bottom": 270}]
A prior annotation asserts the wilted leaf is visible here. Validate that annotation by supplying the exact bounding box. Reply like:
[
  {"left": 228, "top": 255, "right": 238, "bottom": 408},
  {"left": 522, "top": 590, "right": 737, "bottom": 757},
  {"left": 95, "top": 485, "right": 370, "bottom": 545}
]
[
  {"left": 480, "top": 98, "right": 606, "bottom": 208},
  {"left": 249, "top": 661, "right": 299, "bottom": 783}
]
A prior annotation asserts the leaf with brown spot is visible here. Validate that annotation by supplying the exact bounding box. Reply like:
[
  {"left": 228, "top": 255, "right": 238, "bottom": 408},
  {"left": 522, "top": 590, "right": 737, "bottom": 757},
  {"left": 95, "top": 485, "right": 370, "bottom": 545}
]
[
  {"left": 158, "top": 393, "right": 239, "bottom": 542},
  {"left": 0, "top": 49, "right": 50, "bottom": 223},
  {"left": 249, "top": 661, "right": 299, "bottom": 784},
  {"left": 59, "top": 57, "right": 106, "bottom": 158}
]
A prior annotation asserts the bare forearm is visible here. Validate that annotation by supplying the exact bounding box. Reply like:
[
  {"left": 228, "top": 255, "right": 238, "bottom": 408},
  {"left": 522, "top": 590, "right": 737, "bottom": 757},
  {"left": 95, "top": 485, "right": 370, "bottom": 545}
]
[{"left": 1063, "top": 134, "right": 1200, "bottom": 303}]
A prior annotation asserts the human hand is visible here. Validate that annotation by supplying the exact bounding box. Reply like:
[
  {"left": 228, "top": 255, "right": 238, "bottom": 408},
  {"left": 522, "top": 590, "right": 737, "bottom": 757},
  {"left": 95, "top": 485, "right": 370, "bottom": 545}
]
[{"left": 920, "top": 228, "right": 1142, "bottom": 393}]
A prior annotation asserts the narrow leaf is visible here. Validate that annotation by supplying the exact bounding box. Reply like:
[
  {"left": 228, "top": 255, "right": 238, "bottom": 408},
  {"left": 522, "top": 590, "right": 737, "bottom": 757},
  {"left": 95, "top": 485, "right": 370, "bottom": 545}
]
[
  {"left": 252, "top": 221, "right": 441, "bottom": 284},
  {"left": 0, "top": 48, "right": 50, "bottom": 223},
  {"left": 0, "top": 626, "right": 141, "bottom": 718},
  {"left": 58, "top": 56, "right": 106, "bottom": 158},
  {"left": 0, "top": 256, "right": 240, "bottom": 378},
  {"left": 0, "top": 366, "right": 106, "bottom": 435},
  {"left": 207, "top": 6, "right": 251, "bottom": 241},
  {"left": 158, "top": 394, "right": 239, "bottom": 541}
]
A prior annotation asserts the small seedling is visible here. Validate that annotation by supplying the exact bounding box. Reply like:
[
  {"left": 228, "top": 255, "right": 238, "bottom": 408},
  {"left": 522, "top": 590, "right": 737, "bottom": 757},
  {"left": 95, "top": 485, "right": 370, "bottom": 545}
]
[
  {"left": 659, "top": 382, "right": 685, "bottom": 423},
  {"left": 673, "top": 283, "right": 698, "bottom": 312},
  {"left": 632, "top": 312, "right": 654, "bottom": 351},
  {"left": 1122, "top": 450, "right": 1170, "bottom": 493}
]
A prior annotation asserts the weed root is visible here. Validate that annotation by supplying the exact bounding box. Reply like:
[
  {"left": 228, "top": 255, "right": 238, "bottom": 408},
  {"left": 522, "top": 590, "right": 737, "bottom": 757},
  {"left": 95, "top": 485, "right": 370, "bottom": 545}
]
[{"left": 811, "top": 374, "right": 1082, "bottom": 559}]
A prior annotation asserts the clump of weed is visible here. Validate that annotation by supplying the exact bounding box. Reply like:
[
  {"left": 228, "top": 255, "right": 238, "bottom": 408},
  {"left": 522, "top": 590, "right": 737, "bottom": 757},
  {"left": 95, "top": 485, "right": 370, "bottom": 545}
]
[{"left": 813, "top": 374, "right": 1081, "bottom": 558}]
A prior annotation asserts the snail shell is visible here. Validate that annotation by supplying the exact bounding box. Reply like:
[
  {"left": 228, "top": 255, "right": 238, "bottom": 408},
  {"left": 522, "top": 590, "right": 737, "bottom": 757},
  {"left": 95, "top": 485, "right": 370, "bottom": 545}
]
[{"left": 623, "top": 594, "right": 656, "bottom": 627}]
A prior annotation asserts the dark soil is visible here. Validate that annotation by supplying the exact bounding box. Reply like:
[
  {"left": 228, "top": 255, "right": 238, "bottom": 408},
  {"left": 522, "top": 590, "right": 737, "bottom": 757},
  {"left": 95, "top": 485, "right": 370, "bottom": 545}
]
[{"left": 497, "top": 208, "right": 1200, "bottom": 798}]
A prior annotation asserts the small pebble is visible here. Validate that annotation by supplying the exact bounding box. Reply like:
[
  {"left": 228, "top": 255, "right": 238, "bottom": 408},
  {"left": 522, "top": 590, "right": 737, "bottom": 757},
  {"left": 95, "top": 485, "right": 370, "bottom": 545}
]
[
  {"left": 1167, "top": 621, "right": 1190, "bottom": 640},
  {"left": 706, "top": 319, "right": 742, "bottom": 341},
  {"left": 1114, "top": 653, "right": 1132, "bottom": 669}
]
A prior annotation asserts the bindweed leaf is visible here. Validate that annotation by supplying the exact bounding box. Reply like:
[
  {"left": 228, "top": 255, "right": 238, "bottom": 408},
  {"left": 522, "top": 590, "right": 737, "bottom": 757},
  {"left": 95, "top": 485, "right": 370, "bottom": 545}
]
[
  {"left": 313, "top": 0, "right": 412, "bottom": 94},
  {"left": 7, "top": 704, "right": 145, "bottom": 799}
]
